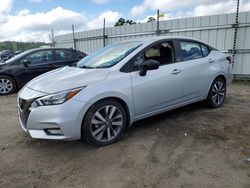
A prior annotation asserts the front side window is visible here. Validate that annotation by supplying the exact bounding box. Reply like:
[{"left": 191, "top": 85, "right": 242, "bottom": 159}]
[
  {"left": 133, "top": 53, "right": 144, "bottom": 70},
  {"left": 25, "top": 50, "right": 53, "bottom": 65},
  {"left": 144, "top": 42, "right": 174, "bottom": 65},
  {"left": 131, "top": 41, "right": 174, "bottom": 71},
  {"left": 77, "top": 41, "right": 142, "bottom": 68},
  {"left": 201, "top": 44, "right": 210, "bottom": 57},
  {"left": 180, "top": 41, "right": 203, "bottom": 61},
  {"left": 145, "top": 48, "right": 160, "bottom": 58},
  {"left": 55, "top": 50, "right": 73, "bottom": 61}
]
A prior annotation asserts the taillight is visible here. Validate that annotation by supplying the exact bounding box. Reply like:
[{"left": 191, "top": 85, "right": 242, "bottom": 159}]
[{"left": 226, "top": 56, "right": 232, "bottom": 64}]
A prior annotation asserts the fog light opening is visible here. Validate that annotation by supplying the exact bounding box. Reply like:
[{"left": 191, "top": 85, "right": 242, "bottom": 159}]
[{"left": 44, "top": 128, "right": 64, "bottom": 136}]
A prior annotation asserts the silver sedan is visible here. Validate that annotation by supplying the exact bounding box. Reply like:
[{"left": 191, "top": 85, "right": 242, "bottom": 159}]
[{"left": 18, "top": 37, "right": 233, "bottom": 146}]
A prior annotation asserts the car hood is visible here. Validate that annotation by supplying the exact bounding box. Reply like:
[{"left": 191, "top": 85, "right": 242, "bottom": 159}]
[{"left": 27, "top": 66, "right": 110, "bottom": 94}]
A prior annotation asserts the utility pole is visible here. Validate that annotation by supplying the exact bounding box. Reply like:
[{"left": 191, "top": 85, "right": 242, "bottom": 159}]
[
  {"left": 232, "top": 0, "right": 240, "bottom": 68},
  {"left": 72, "top": 25, "right": 76, "bottom": 49}
]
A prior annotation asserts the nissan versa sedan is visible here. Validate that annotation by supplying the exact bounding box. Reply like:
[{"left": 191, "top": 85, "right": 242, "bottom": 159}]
[
  {"left": 0, "top": 48, "right": 86, "bottom": 95},
  {"left": 17, "top": 37, "right": 233, "bottom": 146}
]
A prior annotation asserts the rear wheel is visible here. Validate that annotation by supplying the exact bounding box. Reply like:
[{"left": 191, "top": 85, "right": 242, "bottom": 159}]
[
  {"left": 82, "top": 99, "right": 127, "bottom": 146},
  {"left": 0, "top": 75, "right": 16, "bottom": 95},
  {"left": 207, "top": 77, "right": 226, "bottom": 108}
]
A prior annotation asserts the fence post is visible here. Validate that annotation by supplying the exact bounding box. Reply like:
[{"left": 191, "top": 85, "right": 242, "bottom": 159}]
[
  {"left": 51, "top": 29, "right": 55, "bottom": 47},
  {"left": 232, "top": 0, "right": 240, "bottom": 68},
  {"left": 72, "top": 25, "right": 76, "bottom": 49},
  {"left": 156, "top": 10, "right": 160, "bottom": 36},
  {"left": 103, "top": 18, "right": 106, "bottom": 47}
]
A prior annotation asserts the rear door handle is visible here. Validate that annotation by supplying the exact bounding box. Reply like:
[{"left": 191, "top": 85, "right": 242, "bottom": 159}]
[{"left": 171, "top": 69, "right": 181, "bottom": 75}]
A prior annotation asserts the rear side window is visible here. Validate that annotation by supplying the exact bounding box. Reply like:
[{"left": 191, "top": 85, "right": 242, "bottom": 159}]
[
  {"left": 55, "top": 50, "right": 73, "bottom": 61},
  {"left": 180, "top": 41, "right": 203, "bottom": 61}
]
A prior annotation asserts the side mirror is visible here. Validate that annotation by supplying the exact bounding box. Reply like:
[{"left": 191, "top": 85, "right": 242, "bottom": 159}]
[
  {"left": 139, "top": 59, "right": 160, "bottom": 76},
  {"left": 22, "top": 59, "right": 31, "bottom": 67}
]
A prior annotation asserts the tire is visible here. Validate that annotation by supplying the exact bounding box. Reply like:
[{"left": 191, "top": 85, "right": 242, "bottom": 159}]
[
  {"left": 0, "top": 75, "right": 16, "bottom": 96},
  {"left": 82, "top": 99, "right": 127, "bottom": 146},
  {"left": 207, "top": 77, "right": 226, "bottom": 108}
]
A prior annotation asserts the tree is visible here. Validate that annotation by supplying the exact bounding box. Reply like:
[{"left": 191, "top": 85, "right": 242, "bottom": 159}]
[
  {"left": 0, "top": 41, "right": 49, "bottom": 52},
  {"left": 114, "top": 18, "right": 137, "bottom": 27},
  {"left": 126, "top": 20, "right": 136, "bottom": 25},
  {"left": 114, "top": 18, "right": 126, "bottom": 27},
  {"left": 147, "top": 17, "right": 156, "bottom": 22}
]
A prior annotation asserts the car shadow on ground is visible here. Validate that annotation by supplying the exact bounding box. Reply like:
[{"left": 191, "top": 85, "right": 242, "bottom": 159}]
[{"left": 128, "top": 100, "right": 208, "bottom": 133}]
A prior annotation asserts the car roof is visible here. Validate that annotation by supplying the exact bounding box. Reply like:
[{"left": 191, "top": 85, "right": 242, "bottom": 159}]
[
  {"left": 0, "top": 50, "right": 12, "bottom": 54},
  {"left": 118, "top": 36, "right": 209, "bottom": 46},
  {"left": 28, "top": 47, "right": 78, "bottom": 52},
  {"left": 19, "top": 47, "right": 87, "bottom": 56}
]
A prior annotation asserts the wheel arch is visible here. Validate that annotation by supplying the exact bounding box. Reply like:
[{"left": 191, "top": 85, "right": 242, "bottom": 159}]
[
  {"left": 215, "top": 74, "right": 226, "bottom": 83},
  {"left": 206, "top": 73, "right": 227, "bottom": 98},
  {"left": 95, "top": 97, "right": 130, "bottom": 126},
  {"left": 80, "top": 96, "right": 132, "bottom": 139}
]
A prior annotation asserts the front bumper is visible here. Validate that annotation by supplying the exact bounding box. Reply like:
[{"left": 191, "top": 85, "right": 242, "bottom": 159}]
[{"left": 18, "top": 96, "right": 91, "bottom": 141}]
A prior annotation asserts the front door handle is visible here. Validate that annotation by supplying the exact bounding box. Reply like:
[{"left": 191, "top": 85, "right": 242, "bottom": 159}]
[
  {"left": 208, "top": 59, "right": 214, "bottom": 63},
  {"left": 171, "top": 69, "right": 181, "bottom": 75}
]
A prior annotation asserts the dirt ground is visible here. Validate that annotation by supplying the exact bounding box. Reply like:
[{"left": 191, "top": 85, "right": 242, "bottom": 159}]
[{"left": 0, "top": 81, "right": 250, "bottom": 188}]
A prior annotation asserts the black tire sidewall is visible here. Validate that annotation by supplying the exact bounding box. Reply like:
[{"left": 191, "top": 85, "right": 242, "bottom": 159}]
[
  {"left": 0, "top": 75, "right": 16, "bottom": 96},
  {"left": 82, "top": 99, "right": 127, "bottom": 147},
  {"left": 207, "top": 78, "right": 226, "bottom": 108}
]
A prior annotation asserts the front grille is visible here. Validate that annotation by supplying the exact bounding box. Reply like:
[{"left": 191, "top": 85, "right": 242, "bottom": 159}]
[
  {"left": 19, "top": 98, "right": 26, "bottom": 110},
  {"left": 18, "top": 98, "right": 33, "bottom": 128}
]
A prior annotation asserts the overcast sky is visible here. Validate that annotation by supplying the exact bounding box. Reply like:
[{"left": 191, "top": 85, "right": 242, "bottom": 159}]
[{"left": 0, "top": 0, "right": 250, "bottom": 42}]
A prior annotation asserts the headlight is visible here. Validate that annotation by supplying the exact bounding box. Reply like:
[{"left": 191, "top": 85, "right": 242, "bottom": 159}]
[{"left": 30, "top": 87, "right": 85, "bottom": 110}]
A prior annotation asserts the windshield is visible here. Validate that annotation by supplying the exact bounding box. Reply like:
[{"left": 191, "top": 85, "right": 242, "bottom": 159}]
[{"left": 77, "top": 41, "right": 142, "bottom": 68}]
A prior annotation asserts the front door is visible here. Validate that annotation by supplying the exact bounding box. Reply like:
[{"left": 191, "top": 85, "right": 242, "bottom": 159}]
[
  {"left": 130, "top": 41, "right": 184, "bottom": 117},
  {"left": 20, "top": 49, "right": 55, "bottom": 84}
]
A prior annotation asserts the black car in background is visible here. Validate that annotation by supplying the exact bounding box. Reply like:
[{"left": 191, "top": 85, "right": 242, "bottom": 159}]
[
  {"left": 0, "top": 50, "right": 14, "bottom": 61},
  {"left": 0, "top": 57, "right": 4, "bottom": 64},
  {"left": 0, "top": 48, "right": 87, "bottom": 95}
]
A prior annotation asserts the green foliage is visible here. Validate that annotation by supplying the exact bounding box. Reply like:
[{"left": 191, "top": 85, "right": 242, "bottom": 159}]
[
  {"left": 0, "top": 41, "right": 49, "bottom": 52},
  {"left": 147, "top": 17, "right": 156, "bottom": 22},
  {"left": 114, "top": 18, "right": 137, "bottom": 27}
]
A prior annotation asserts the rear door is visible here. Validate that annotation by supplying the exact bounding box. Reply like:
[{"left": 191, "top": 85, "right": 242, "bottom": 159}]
[
  {"left": 52, "top": 49, "right": 79, "bottom": 68},
  {"left": 177, "top": 40, "right": 214, "bottom": 100}
]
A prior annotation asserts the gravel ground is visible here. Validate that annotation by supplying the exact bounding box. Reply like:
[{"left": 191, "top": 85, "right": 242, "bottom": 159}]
[{"left": 0, "top": 81, "right": 250, "bottom": 188}]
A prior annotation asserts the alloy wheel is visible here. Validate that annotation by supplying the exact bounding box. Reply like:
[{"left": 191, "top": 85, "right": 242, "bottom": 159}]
[
  {"left": 90, "top": 105, "right": 123, "bottom": 142},
  {"left": 0, "top": 78, "right": 13, "bottom": 94},
  {"left": 211, "top": 80, "right": 225, "bottom": 105}
]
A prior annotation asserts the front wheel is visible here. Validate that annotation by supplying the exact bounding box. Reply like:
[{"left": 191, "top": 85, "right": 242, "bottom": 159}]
[
  {"left": 207, "top": 77, "right": 226, "bottom": 108},
  {"left": 82, "top": 99, "right": 127, "bottom": 146}
]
